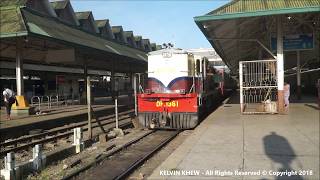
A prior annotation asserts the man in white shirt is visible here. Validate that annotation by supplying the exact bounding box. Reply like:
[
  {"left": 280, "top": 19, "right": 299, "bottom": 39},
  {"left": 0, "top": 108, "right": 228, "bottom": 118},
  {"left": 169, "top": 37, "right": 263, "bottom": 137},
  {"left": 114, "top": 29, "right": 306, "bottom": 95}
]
[{"left": 2, "top": 87, "right": 16, "bottom": 120}]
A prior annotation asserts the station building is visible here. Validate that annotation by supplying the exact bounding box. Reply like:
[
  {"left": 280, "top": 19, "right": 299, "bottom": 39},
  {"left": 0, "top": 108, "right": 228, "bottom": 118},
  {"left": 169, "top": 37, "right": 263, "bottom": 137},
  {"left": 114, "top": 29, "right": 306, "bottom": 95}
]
[
  {"left": 195, "top": 0, "right": 320, "bottom": 113},
  {"left": 0, "top": 0, "right": 161, "bottom": 107}
]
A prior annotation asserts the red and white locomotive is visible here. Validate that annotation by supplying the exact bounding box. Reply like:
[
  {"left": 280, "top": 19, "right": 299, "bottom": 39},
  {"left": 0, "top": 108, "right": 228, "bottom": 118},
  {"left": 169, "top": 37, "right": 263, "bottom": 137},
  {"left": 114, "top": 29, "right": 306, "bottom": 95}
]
[{"left": 137, "top": 48, "right": 233, "bottom": 129}]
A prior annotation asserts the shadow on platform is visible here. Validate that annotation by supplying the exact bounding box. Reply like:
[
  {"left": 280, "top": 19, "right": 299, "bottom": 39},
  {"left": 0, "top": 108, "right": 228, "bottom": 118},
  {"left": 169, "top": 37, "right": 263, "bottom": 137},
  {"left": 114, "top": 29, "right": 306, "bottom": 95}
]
[{"left": 263, "top": 132, "right": 303, "bottom": 180}]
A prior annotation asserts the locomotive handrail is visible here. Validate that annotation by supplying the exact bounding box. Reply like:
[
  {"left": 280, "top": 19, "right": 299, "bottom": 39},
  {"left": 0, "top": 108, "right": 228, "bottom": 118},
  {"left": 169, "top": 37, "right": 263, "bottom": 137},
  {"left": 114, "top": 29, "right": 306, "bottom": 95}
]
[
  {"left": 189, "top": 84, "right": 195, "bottom": 93},
  {"left": 139, "top": 84, "right": 144, "bottom": 93}
]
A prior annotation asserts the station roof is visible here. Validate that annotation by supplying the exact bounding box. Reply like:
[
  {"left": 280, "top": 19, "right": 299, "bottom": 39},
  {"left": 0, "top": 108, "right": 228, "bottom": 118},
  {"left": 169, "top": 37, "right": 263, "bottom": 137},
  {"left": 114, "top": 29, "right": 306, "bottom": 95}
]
[
  {"left": 75, "top": 11, "right": 92, "bottom": 20},
  {"left": 134, "top": 36, "right": 142, "bottom": 41},
  {"left": 51, "top": 0, "right": 69, "bottom": 10},
  {"left": 95, "top": 19, "right": 110, "bottom": 28},
  {"left": 124, "top": 31, "right": 134, "bottom": 37},
  {"left": 202, "top": 0, "right": 320, "bottom": 19},
  {"left": 0, "top": 6, "right": 27, "bottom": 37},
  {"left": 0, "top": 6, "right": 147, "bottom": 63},
  {"left": 194, "top": 0, "right": 320, "bottom": 74},
  {"left": 112, "top": 26, "right": 123, "bottom": 34},
  {"left": 0, "top": 0, "right": 27, "bottom": 6}
]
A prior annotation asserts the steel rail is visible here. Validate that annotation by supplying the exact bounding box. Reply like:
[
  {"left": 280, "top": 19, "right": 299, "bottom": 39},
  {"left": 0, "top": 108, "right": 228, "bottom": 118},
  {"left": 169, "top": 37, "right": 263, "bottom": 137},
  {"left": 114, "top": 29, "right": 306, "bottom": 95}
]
[
  {"left": 0, "top": 116, "right": 133, "bottom": 156},
  {"left": 115, "top": 130, "right": 180, "bottom": 180},
  {"left": 61, "top": 130, "right": 180, "bottom": 180},
  {"left": 0, "top": 110, "right": 133, "bottom": 148},
  {"left": 61, "top": 130, "right": 156, "bottom": 180}
]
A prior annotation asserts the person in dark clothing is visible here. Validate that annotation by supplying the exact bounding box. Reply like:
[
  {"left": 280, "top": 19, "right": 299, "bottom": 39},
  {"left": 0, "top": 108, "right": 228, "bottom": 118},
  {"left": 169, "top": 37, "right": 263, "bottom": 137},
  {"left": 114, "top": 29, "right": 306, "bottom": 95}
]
[{"left": 2, "top": 87, "right": 16, "bottom": 120}]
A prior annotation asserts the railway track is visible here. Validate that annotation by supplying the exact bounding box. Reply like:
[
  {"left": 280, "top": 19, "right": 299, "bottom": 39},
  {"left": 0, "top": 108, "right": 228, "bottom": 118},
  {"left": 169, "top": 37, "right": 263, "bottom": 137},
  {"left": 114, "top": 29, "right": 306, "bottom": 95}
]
[
  {"left": 63, "top": 130, "right": 180, "bottom": 180},
  {"left": 0, "top": 110, "right": 134, "bottom": 157}
]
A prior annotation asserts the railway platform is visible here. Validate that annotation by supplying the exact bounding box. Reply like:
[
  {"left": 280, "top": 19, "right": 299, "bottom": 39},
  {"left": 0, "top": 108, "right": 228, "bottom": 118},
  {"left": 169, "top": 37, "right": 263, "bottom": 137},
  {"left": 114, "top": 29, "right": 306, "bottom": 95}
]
[
  {"left": 0, "top": 95, "right": 133, "bottom": 140},
  {"left": 149, "top": 94, "right": 319, "bottom": 180}
]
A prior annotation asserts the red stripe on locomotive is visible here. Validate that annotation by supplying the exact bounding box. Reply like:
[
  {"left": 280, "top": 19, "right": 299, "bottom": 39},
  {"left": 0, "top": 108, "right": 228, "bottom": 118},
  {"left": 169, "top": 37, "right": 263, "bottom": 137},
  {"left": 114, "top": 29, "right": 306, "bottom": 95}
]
[{"left": 138, "top": 93, "right": 198, "bottom": 113}]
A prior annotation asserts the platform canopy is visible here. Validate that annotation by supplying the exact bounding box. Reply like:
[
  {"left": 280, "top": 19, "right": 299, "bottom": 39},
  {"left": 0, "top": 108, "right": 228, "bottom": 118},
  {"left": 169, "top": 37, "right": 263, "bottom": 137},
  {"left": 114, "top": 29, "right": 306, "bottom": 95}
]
[
  {"left": 194, "top": 0, "right": 320, "bottom": 74},
  {"left": 0, "top": 5, "right": 147, "bottom": 72}
]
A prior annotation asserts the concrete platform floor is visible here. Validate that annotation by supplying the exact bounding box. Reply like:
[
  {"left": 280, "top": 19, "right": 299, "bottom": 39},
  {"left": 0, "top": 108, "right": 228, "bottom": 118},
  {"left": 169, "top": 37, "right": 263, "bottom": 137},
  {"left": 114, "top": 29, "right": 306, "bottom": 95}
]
[
  {"left": 0, "top": 95, "right": 131, "bottom": 129},
  {"left": 149, "top": 102, "right": 319, "bottom": 180}
]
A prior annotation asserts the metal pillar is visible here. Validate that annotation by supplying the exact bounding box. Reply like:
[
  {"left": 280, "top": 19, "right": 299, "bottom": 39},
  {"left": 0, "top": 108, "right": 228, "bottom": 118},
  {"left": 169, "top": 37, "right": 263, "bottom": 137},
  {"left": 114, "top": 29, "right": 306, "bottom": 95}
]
[
  {"left": 86, "top": 76, "right": 92, "bottom": 139},
  {"left": 133, "top": 73, "right": 137, "bottom": 116},
  {"left": 297, "top": 51, "right": 301, "bottom": 100},
  {"left": 16, "top": 38, "right": 24, "bottom": 95},
  {"left": 137, "top": 73, "right": 142, "bottom": 92},
  {"left": 115, "top": 97, "right": 118, "bottom": 129},
  {"left": 111, "top": 68, "right": 115, "bottom": 97},
  {"left": 277, "top": 16, "right": 285, "bottom": 114},
  {"left": 239, "top": 62, "right": 244, "bottom": 113},
  {"left": 113, "top": 96, "right": 123, "bottom": 137},
  {"left": 83, "top": 64, "right": 88, "bottom": 104}
]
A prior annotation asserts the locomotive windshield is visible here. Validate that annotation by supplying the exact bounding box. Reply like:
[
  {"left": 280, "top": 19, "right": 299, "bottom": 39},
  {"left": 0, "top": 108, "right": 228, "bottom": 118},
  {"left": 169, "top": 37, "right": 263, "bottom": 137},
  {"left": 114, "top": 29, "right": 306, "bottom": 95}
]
[{"left": 146, "top": 48, "right": 196, "bottom": 94}]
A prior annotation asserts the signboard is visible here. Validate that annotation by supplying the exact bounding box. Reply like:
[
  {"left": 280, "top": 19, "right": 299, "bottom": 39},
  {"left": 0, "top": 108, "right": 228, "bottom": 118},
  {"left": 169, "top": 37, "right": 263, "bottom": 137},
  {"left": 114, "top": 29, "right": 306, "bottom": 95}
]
[
  {"left": 271, "top": 34, "right": 314, "bottom": 51},
  {"left": 56, "top": 75, "right": 65, "bottom": 84}
]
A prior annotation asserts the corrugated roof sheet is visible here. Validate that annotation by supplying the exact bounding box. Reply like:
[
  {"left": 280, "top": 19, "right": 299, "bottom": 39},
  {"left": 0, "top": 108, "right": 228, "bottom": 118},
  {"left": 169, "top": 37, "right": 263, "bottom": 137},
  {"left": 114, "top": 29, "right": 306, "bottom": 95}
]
[
  {"left": 142, "top": 39, "right": 150, "bottom": 44},
  {"left": 0, "top": 0, "right": 27, "bottom": 7},
  {"left": 208, "top": 0, "right": 320, "bottom": 15},
  {"left": 22, "top": 8, "right": 146, "bottom": 61},
  {"left": 112, "top": 26, "right": 122, "bottom": 33},
  {"left": 75, "top": 11, "right": 91, "bottom": 20},
  {"left": 50, "top": 0, "right": 69, "bottom": 10},
  {"left": 0, "top": 6, "right": 27, "bottom": 37},
  {"left": 124, "top": 31, "right": 133, "bottom": 37},
  {"left": 95, "top": 19, "right": 109, "bottom": 28},
  {"left": 134, "top": 36, "right": 142, "bottom": 41}
]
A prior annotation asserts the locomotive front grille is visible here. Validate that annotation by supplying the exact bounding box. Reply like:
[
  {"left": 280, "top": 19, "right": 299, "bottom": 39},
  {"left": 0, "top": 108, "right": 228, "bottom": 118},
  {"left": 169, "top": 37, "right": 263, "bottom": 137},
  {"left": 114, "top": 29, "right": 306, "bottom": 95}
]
[{"left": 138, "top": 112, "right": 199, "bottom": 129}]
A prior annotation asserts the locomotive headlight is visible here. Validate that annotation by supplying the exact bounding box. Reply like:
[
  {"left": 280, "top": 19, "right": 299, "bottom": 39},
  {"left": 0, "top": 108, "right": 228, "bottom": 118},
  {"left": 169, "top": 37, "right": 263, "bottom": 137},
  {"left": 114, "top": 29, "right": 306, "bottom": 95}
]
[{"left": 179, "top": 89, "right": 186, "bottom": 94}]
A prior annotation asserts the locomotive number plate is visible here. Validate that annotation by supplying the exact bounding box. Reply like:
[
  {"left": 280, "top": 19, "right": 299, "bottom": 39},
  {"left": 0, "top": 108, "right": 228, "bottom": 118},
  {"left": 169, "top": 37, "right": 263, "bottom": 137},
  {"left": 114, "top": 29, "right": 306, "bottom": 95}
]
[{"left": 156, "top": 100, "right": 179, "bottom": 107}]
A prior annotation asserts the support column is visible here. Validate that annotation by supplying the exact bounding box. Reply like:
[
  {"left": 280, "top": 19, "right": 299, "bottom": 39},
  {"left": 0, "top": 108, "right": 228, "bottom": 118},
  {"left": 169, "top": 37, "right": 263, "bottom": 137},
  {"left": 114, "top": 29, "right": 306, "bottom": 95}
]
[
  {"left": 277, "top": 16, "right": 285, "bottom": 114},
  {"left": 297, "top": 51, "right": 301, "bottom": 100},
  {"left": 133, "top": 73, "right": 137, "bottom": 116},
  {"left": 16, "top": 38, "right": 24, "bottom": 96},
  {"left": 86, "top": 76, "right": 92, "bottom": 139},
  {"left": 111, "top": 67, "right": 115, "bottom": 99},
  {"left": 128, "top": 73, "right": 133, "bottom": 98},
  {"left": 83, "top": 64, "right": 88, "bottom": 104},
  {"left": 239, "top": 62, "right": 244, "bottom": 113},
  {"left": 12, "top": 38, "right": 30, "bottom": 113}
]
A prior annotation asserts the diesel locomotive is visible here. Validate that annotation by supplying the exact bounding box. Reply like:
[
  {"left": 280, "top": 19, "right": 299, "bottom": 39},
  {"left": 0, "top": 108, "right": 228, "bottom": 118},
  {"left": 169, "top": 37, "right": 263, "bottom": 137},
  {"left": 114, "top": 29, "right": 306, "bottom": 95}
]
[{"left": 137, "top": 48, "right": 235, "bottom": 129}]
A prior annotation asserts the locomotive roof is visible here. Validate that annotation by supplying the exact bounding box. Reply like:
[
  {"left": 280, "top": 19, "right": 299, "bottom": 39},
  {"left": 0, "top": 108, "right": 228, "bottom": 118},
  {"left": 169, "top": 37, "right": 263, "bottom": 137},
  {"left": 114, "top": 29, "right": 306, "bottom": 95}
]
[{"left": 148, "top": 48, "right": 190, "bottom": 55}]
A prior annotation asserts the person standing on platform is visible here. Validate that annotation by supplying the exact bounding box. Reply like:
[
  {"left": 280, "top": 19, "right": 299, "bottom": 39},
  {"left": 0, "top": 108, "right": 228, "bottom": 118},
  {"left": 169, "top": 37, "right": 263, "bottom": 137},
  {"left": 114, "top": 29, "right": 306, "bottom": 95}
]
[
  {"left": 284, "top": 82, "right": 290, "bottom": 113},
  {"left": 2, "top": 86, "right": 16, "bottom": 120}
]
